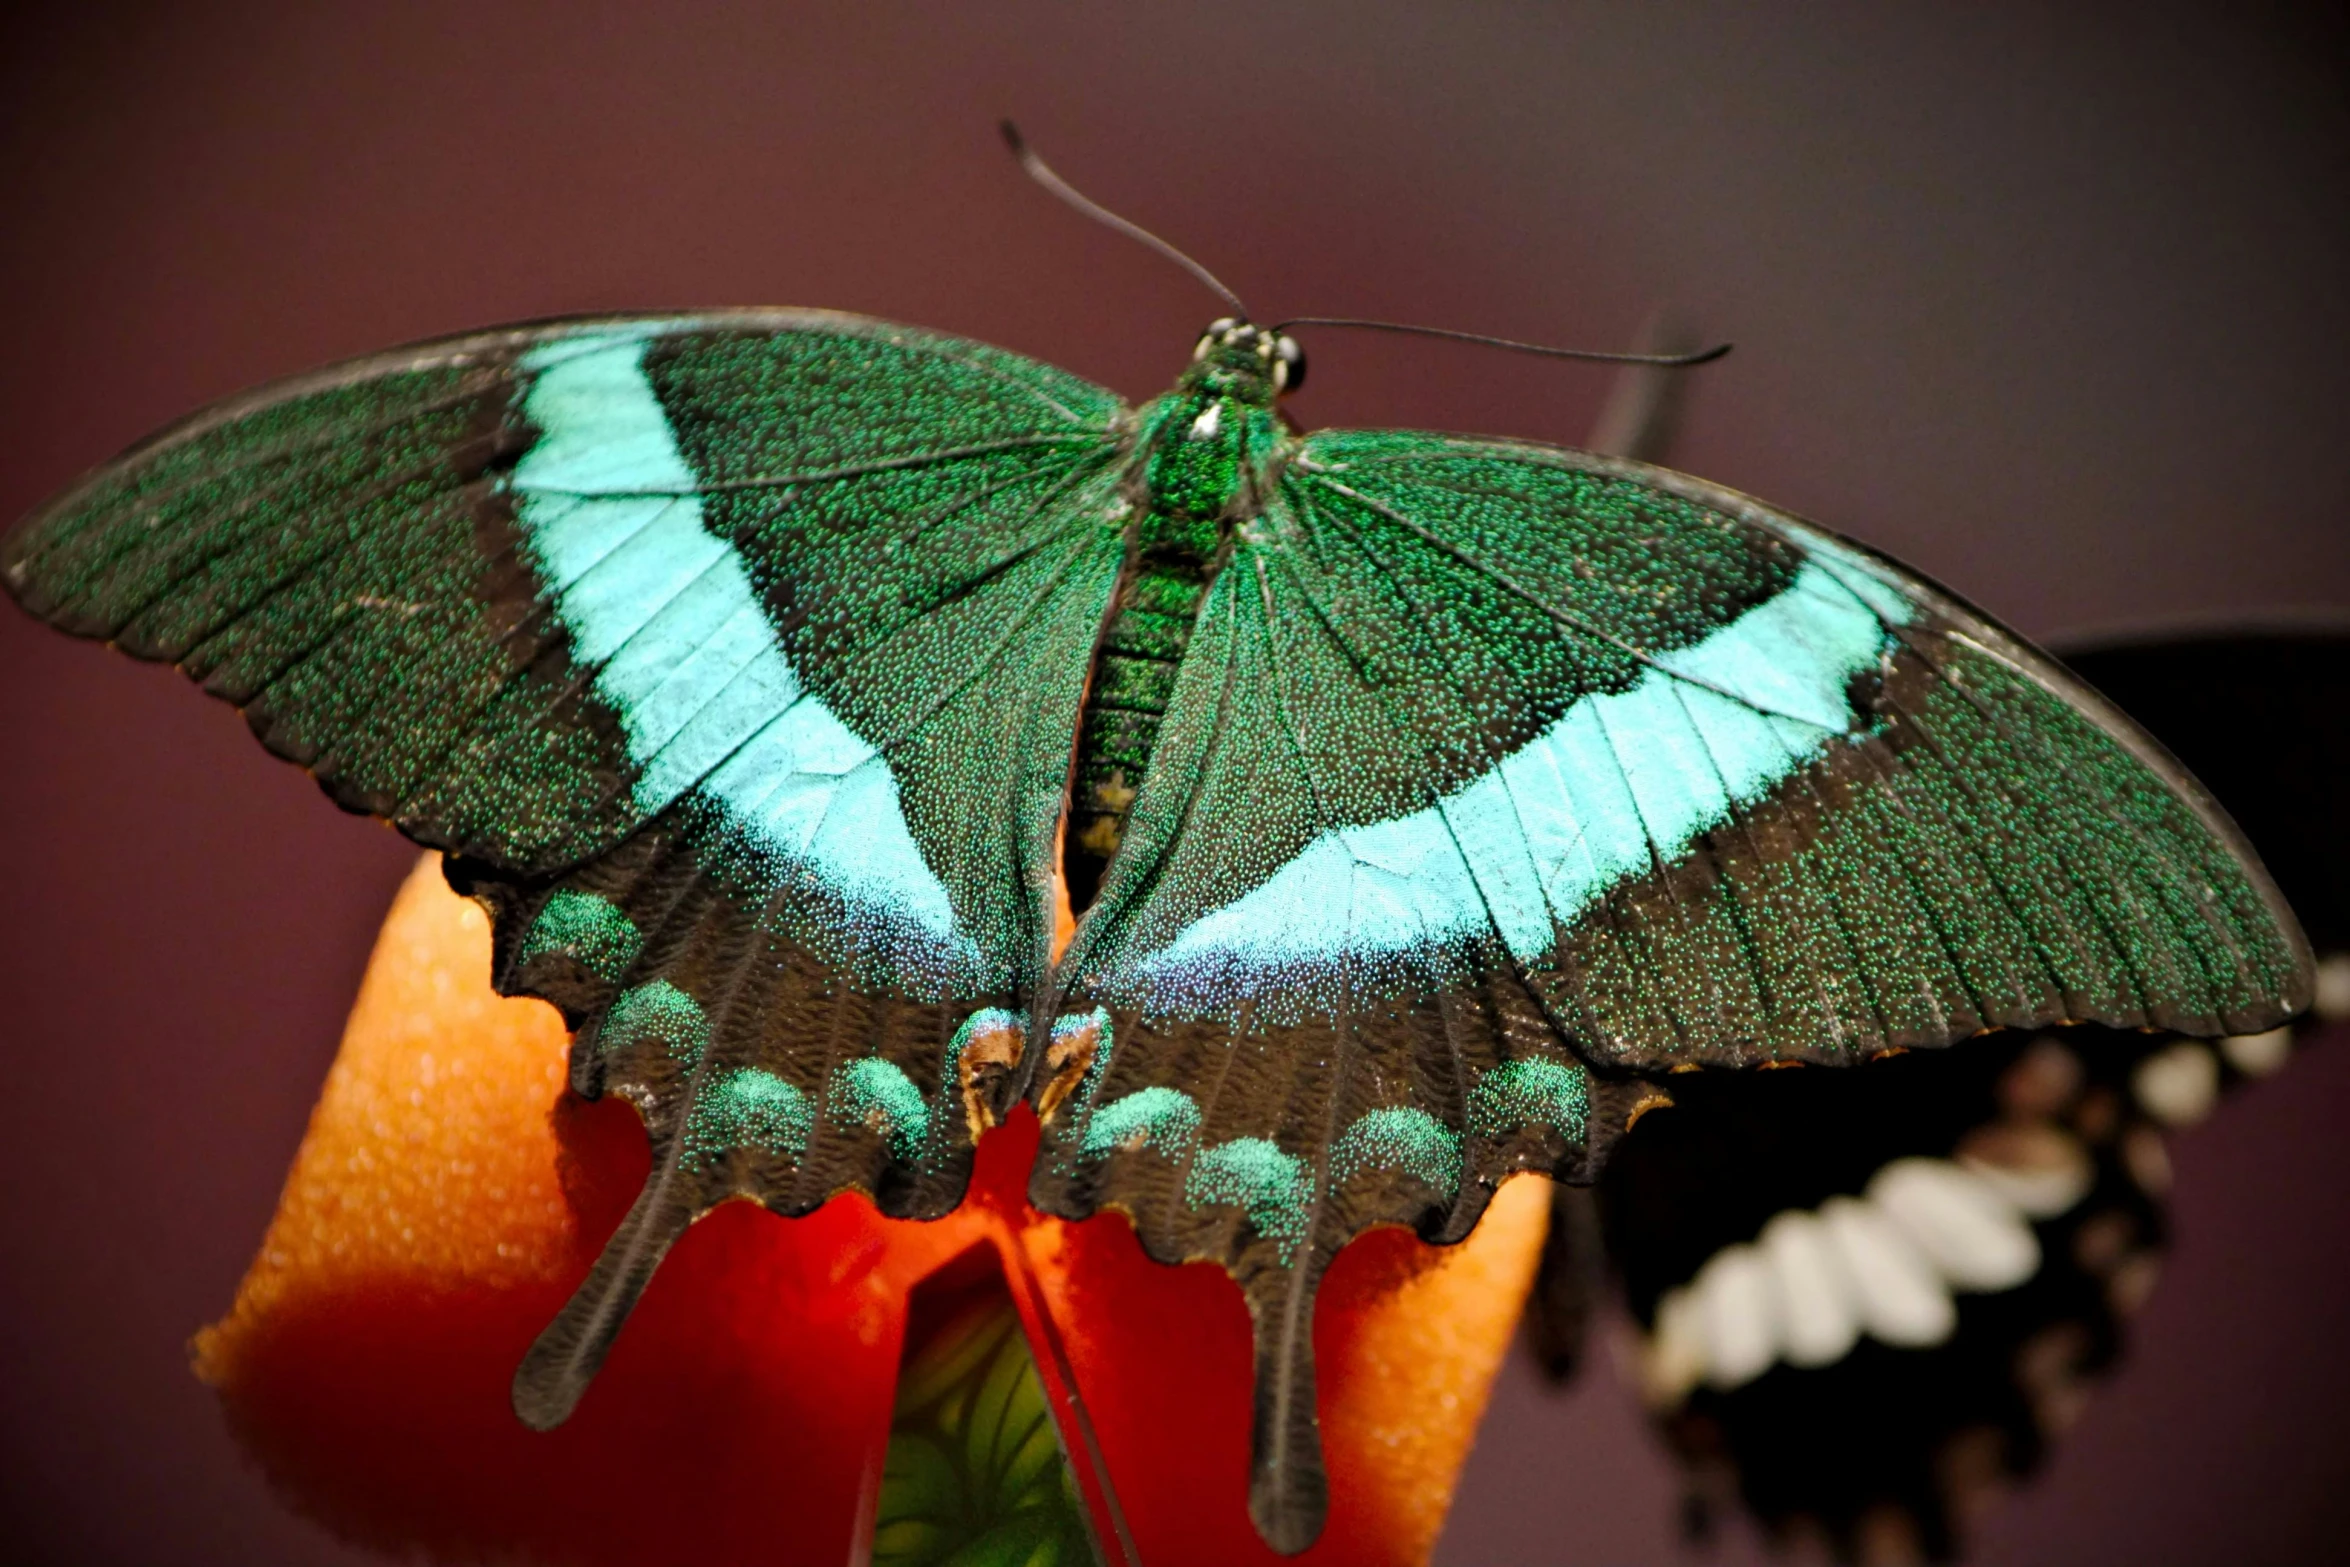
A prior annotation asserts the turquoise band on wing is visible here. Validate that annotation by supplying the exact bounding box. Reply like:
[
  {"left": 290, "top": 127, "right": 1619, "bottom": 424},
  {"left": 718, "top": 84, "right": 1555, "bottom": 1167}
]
[
  {"left": 1128, "top": 557, "right": 1917, "bottom": 1010},
  {"left": 511, "top": 330, "right": 985, "bottom": 991}
]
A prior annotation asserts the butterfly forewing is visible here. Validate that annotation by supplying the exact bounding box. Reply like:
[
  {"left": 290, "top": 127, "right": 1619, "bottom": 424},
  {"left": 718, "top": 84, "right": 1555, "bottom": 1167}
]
[{"left": 1065, "top": 430, "right": 2306, "bottom": 1054}]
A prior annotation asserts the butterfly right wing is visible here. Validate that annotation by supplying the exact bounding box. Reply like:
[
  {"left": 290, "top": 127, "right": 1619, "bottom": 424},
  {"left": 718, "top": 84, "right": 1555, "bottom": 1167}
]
[{"left": 1266, "top": 432, "right": 2313, "bottom": 1062}]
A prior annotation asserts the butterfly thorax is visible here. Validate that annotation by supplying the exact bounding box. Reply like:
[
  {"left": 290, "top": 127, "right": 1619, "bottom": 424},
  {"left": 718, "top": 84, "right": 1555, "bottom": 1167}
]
[
  {"left": 1064, "top": 338, "right": 1296, "bottom": 913},
  {"left": 1131, "top": 385, "right": 1283, "bottom": 547}
]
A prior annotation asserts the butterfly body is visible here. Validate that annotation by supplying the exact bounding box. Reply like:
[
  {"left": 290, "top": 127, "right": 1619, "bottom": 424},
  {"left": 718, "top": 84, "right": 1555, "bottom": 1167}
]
[
  {"left": 1069, "top": 320, "right": 1296, "bottom": 901},
  {"left": 2, "top": 307, "right": 2310, "bottom": 1554}
]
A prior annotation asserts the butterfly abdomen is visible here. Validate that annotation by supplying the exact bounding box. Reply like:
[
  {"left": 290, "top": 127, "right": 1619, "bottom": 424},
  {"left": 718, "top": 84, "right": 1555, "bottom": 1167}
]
[{"left": 1067, "top": 561, "right": 1209, "bottom": 910}]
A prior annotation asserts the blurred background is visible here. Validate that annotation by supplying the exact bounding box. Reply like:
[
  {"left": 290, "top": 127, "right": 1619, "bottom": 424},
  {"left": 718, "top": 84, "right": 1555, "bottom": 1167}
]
[{"left": 1, "top": 3, "right": 2344, "bottom": 1563}]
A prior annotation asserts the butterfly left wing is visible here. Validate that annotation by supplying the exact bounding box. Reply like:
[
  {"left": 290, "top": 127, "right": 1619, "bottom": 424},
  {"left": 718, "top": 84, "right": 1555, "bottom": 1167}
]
[
  {"left": 1028, "top": 429, "right": 2310, "bottom": 1551},
  {"left": 3, "top": 310, "right": 1134, "bottom": 1424}
]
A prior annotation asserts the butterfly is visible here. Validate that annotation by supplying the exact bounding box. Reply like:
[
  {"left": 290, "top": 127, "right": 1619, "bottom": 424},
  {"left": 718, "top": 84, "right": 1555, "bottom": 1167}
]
[
  {"left": 0, "top": 144, "right": 2313, "bottom": 1554},
  {"left": 1526, "top": 627, "right": 2346, "bottom": 1562}
]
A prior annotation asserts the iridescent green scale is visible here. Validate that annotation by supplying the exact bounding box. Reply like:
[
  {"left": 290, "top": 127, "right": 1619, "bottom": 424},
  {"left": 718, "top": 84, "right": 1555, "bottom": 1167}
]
[{"left": 2, "top": 308, "right": 2309, "bottom": 1554}]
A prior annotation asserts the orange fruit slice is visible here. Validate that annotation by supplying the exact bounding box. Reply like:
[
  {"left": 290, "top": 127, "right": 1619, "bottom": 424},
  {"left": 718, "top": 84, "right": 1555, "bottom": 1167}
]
[{"left": 197, "top": 854, "right": 1546, "bottom": 1564}]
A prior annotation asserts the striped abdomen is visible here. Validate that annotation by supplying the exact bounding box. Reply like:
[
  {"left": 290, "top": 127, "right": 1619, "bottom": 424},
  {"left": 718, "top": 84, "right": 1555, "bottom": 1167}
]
[{"left": 1064, "top": 555, "right": 1212, "bottom": 911}]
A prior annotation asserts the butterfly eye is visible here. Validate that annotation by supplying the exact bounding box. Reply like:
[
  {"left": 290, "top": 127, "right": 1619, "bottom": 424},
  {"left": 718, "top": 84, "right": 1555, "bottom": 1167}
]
[{"left": 1274, "top": 335, "right": 1306, "bottom": 393}]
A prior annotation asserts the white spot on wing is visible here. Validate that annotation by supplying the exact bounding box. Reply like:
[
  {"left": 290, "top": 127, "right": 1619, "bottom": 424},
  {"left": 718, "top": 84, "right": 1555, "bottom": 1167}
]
[
  {"left": 1866, "top": 1158, "right": 2038, "bottom": 1292},
  {"left": 1642, "top": 1285, "right": 1708, "bottom": 1408},
  {"left": 1760, "top": 1209, "right": 1860, "bottom": 1368},
  {"left": 2221, "top": 1026, "right": 2293, "bottom": 1077},
  {"left": 1694, "top": 1244, "right": 1779, "bottom": 1389},
  {"left": 1638, "top": 1131, "right": 2118, "bottom": 1401},
  {"left": 1821, "top": 1194, "right": 1954, "bottom": 1348},
  {"left": 2314, "top": 952, "right": 2350, "bottom": 1022},
  {"left": 2131, "top": 1040, "right": 2219, "bottom": 1126},
  {"left": 1957, "top": 1122, "right": 2094, "bottom": 1218}
]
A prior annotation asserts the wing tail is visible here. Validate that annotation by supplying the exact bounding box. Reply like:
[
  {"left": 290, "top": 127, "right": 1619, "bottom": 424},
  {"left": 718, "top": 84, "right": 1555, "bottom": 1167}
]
[
  {"left": 1245, "top": 1265, "right": 1331, "bottom": 1554},
  {"left": 512, "top": 1170, "right": 698, "bottom": 1429}
]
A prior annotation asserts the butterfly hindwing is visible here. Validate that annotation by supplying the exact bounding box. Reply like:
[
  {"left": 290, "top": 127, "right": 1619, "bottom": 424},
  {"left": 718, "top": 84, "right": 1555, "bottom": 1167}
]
[
  {"left": 1025, "top": 960, "right": 1649, "bottom": 1550},
  {"left": 460, "top": 814, "right": 992, "bottom": 1427}
]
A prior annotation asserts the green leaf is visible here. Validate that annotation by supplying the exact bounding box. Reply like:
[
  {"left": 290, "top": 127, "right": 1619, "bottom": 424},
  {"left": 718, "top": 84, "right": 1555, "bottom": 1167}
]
[{"left": 874, "top": 1296, "right": 1098, "bottom": 1567}]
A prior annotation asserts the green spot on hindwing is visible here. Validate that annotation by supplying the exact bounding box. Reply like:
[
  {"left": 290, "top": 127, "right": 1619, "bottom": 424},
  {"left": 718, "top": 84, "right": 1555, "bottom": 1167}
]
[
  {"left": 830, "top": 1057, "right": 932, "bottom": 1162},
  {"left": 1078, "top": 1086, "right": 1200, "bottom": 1161},
  {"left": 1184, "top": 1137, "right": 1312, "bottom": 1262},
  {"left": 512, "top": 328, "right": 1000, "bottom": 999},
  {"left": 517, "top": 889, "right": 644, "bottom": 985},
  {"left": 684, "top": 1068, "right": 813, "bottom": 1165},
  {"left": 1466, "top": 1057, "right": 1591, "bottom": 1145},
  {"left": 600, "top": 980, "right": 709, "bottom": 1067},
  {"left": 1330, "top": 1107, "right": 1464, "bottom": 1200}
]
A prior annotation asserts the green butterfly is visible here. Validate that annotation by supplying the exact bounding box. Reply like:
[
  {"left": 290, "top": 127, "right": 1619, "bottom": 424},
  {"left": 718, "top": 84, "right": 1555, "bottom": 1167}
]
[{"left": 0, "top": 143, "right": 2309, "bottom": 1554}]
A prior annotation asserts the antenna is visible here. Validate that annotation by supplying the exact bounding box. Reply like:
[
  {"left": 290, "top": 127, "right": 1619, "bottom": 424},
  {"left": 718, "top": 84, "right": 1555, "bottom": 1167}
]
[
  {"left": 997, "top": 123, "right": 1733, "bottom": 374},
  {"left": 1270, "top": 316, "right": 1731, "bottom": 368},
  {"left": 1000, "top": 121, "right": 1250, "bottom": 319}
]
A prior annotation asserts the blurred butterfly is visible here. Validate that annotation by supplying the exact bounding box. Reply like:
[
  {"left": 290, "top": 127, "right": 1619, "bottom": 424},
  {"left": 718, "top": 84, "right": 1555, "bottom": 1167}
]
[
  {"left": 0, "top": 130, "right": 2312, "bottom": 1554},
  {"left": 1527, "top": 610, "right": 2345, "bottom": 1557}
]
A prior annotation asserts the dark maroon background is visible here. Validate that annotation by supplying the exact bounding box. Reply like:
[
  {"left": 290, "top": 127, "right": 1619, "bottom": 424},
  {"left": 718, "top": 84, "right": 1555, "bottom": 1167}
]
[{"left": 3, "top": 4, "right": 2345, "bottom": 1564}]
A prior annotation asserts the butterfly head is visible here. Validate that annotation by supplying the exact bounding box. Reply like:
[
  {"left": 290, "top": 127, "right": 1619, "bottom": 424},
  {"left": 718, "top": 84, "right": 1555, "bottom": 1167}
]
[{"left": 1189, "top": 319, "right": 1306, "bottom": 400}]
